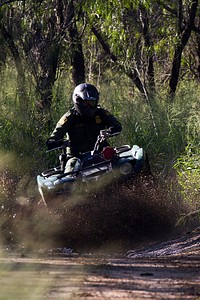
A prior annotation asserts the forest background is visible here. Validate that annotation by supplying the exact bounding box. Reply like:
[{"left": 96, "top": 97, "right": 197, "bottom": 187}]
[{"left": 0, "top": 0, "right": 199, "bottom": 247}]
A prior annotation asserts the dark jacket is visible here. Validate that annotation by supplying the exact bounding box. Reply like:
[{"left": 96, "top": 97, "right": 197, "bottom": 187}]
[{"left": 50, "top": 106, "right": 122, "bottom": 157}]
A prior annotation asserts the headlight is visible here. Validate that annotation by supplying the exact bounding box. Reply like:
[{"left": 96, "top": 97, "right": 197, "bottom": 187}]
[{"left": 119, "top": 162, "right": 133, "bottom": 175}]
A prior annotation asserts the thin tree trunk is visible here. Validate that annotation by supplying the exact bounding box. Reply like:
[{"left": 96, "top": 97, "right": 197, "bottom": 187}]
[
  {"left": 0, "top": 23, "right": 26, "bottom": 109},
  {"left": 67, "top": 0, "right": 85, "bottom": 86},
  {"left": 139, "top": 4, "right": 156, "bottom": 95},
  {"left": 37, "top": 43, "right": 60, "bottom": 111},
  {"left": 169, "top": 0, "right": 198, "bottom": 99}
]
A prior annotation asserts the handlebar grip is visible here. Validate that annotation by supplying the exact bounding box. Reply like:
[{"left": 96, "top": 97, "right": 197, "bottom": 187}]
[{"left": 100, "top": 130, "right": 120, "bottom": 138}]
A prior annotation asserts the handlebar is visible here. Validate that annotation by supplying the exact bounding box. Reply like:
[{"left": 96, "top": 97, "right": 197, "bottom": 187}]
[
  {"left": 93, "top": 129, "right": 120, "bottom": 153},
  {"left": 99, "top": 129, "right": 120, "bottom": 138}
]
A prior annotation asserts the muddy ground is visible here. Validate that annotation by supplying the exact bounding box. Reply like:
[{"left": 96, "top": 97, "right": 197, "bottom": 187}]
[
  {"left": 0, "top": 228, "right": 200, "bottom": 300},
  {"left": 0, "top": 175, "right": 200, "bottom": 299}
]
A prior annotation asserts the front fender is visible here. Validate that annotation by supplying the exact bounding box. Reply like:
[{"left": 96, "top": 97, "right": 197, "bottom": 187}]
[{"left": 131, "top": 145, "right": 144, "bottom": 160}]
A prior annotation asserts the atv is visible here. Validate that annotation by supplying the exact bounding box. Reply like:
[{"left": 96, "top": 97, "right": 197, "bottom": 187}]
[{"left": 37, "top": 130, "right": 151, "bottom": 207}]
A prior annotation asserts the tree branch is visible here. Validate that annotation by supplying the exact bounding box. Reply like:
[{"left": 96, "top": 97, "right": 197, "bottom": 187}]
[
  {"left": 0, "top": 0, "right": 20, "bottom": 7},
  {"left": 192, "top": 25, "right": 200, "bottom": 34},
  {"left": 91, "top": 24, "right": 158, "bottom": 135},
  {"left": 91, "top": 25, "right": 147, "bottom": 95},
  {"left": 91, "top": 26, "right": 117, "bottom": 62},
  {"left": 169, "top": 0, "right": 198, "bottom": 98},
  {"left": 155, "top": 0, "right": 178, "bottom": 17}
]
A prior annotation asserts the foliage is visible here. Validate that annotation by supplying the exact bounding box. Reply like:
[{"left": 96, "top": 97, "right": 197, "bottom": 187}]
[
  {"left": 174, "top": 147, "right": 199, "bottom": 204},
  {"left": 1, "top": 0, "right": 200, "bottom": 108}
]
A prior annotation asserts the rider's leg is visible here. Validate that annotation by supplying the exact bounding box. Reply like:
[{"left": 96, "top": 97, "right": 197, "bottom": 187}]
[{"left": 65, "top": 157, "right": 79, "bottom": 174}]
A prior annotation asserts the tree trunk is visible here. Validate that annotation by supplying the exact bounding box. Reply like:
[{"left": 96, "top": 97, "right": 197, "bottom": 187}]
[
  {"left": 37, "top": 43, "right": 60, "bottom": 111},
  {"left": 197, "top": 37, "right": 200, "bottom": 79},
  {"left": 169, "top": 0, "right": 198, "bottom": 99},
  {"left": 0, "top": 23, "right": 26, "bottom": 109},
  {"left": 139, "top": 4, "right": 156, "bottom": 95},
  {"left": 67, "top": 1, "right": 85, "bottom": 86}
]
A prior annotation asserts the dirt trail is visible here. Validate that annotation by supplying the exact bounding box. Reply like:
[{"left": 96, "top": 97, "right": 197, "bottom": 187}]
[{"left": 0, "top": 228, "right": 200, "bottom": 300}]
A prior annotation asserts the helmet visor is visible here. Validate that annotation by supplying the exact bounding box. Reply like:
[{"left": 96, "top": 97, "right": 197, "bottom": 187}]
[{"left": 81, "top": 99, "right": 97, "bottom": 108}]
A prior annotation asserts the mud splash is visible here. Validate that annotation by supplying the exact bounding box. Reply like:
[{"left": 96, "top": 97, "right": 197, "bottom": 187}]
[
  {"left": 52, "top": 175, "right": 178, "bottom": 249},
  {"left": 0, "top": 173, "right": 186, "bottom": 252}
]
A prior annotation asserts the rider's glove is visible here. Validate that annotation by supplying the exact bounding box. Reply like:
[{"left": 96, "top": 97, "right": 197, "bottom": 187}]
[
  {"left": 100, "top": 128, "right": 115, "bottom": 138},
  {"left": 108, "top": 127, "right": 115, "bottom": 134},
  {"left": 46, "top": 138, "right": 63, "bottom": 150}
]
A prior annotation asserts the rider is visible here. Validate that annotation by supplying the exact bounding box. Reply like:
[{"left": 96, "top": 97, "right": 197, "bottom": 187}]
[{"left": 46, "top": 83, "right": 122, "bottom": 173}]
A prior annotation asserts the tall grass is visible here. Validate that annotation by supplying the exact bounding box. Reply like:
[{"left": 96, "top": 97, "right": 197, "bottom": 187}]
[{"left": 100, "top": 75, "right": 199, "bottom": 170}]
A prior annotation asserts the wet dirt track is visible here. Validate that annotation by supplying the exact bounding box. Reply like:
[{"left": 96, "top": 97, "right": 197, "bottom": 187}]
[{"left": 1, "top": 229, "right": 200, "bottom": 300}]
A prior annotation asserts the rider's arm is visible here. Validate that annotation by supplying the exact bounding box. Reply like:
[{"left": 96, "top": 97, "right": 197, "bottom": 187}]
[
  {"left": 100, "top": 108, "right": 122, "bottom": 134},
  {"left": 46, "top": 111, "right": 73, "bottom": 150},
  {"left": 50, "top": 111, "right": 72, "bottom": 141}
]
